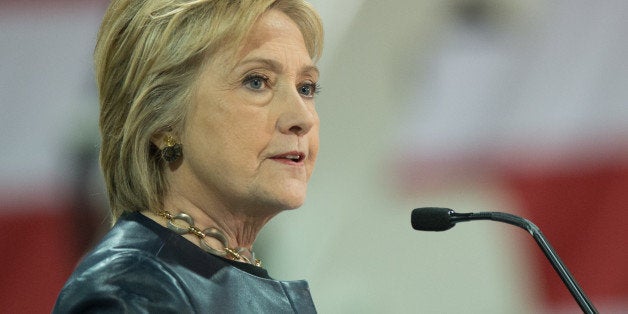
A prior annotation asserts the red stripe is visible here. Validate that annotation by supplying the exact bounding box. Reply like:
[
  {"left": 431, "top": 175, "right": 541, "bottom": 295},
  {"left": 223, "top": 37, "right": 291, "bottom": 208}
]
[
  {"left": 0, "top": 205, "right": 83, "bottom": 313},
  {"left": 503, "top": 161, "right": 628, "bottom": 311}
]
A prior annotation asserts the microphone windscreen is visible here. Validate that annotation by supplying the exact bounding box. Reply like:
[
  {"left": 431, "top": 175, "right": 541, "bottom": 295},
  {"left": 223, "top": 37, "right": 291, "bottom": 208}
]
[{"left": 411, "top": 207, "right": 455, "bottom": 231}]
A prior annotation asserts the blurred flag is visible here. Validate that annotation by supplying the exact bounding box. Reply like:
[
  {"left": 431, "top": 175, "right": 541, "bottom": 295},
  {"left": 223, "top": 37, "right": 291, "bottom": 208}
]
[
  {"left": 396, "top": 0, "right": 628, "bottom": 312},
  {"left": 0, "top": 1, "right": 107, "bottom": 312}
]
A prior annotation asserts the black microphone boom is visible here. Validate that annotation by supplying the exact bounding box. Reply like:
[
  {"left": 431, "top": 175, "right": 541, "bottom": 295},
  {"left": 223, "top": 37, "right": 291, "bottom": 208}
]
[{"left": 411, "top": 207, "right": 597, "bottom": 314}]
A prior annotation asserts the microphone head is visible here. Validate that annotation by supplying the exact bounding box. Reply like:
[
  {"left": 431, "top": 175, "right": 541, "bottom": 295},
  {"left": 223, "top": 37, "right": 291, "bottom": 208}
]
[{"left": 411, "top": 207, "right": 456, "bottom": 231}]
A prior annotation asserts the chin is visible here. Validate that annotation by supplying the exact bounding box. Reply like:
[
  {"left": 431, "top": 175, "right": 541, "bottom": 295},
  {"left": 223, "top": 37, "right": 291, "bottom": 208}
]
[
  {"left": 252, "top": 180, "right": 309, "bottom": 212},
  {"left": 272, "top": 191, "right": 306, "bottom": 210},
  {"left": 283, "top": 199, "right": 305, "bottom": 210},
  {"left": 271, "top": 181, "right": 308, "bottom": 209},
  {"left": 273, "top": 191, "right": 308, "bottom": 211},
  {"left": 250, "top": 197, "right": 303, "bottom": 217}
]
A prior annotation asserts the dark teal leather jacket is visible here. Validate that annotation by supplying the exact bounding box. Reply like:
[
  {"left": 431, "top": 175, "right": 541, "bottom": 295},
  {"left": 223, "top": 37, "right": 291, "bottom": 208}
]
[{"left": 53, "top": 212, "right": 316, "bottom": 313}]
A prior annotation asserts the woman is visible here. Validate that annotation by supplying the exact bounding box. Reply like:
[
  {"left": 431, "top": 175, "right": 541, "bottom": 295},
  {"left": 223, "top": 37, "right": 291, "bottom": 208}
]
[{"left": 53, "top": 0, "right": 323, "bottom": 312}]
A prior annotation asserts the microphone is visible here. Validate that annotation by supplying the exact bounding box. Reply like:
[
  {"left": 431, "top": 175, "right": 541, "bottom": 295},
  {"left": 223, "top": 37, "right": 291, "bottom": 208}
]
[{"left": 411, "top": 207, "right": 598, "bottom": 314}]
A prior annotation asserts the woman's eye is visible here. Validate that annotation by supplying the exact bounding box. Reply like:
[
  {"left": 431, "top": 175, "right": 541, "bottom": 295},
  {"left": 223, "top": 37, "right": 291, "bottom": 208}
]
[
  {"left": 243, "top": 75, "right": 268, "bottom": 91},
  {"left": 298, "top": 82, "right": 320, "bottom": 98}
]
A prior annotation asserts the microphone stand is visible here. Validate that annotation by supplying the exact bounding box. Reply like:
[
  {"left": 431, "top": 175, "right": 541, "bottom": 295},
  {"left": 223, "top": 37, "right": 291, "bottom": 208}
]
[{"left": 451, "top": 211, "right": 598, "bottom": 314}]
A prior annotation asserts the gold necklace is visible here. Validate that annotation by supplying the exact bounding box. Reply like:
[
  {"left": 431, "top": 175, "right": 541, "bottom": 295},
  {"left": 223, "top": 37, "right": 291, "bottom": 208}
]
[{"left": 157, "top": 210, "right": 262, "bottom": 267}]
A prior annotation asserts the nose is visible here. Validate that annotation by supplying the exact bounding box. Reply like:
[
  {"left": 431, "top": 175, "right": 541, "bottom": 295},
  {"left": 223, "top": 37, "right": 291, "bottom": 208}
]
[{"left": 276, "top": 89, "right": 318, "bottom": 136}]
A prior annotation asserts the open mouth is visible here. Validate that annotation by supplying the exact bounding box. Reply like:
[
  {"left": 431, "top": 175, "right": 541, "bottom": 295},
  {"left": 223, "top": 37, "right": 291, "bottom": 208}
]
[{"left": 271, "top": 152, "right": 306, "bottom": 163}]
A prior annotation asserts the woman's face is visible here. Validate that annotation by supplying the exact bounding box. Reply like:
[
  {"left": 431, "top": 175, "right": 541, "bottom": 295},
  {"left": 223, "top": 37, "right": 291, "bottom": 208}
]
[{"left": 178, "top": 9, "right": 320, "bottom": 214}]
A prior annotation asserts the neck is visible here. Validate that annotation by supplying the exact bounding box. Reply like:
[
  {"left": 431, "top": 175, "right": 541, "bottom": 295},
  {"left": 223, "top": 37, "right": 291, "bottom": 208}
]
[{"left": 142, "top": 193, "right": 275, "bottom": 254}]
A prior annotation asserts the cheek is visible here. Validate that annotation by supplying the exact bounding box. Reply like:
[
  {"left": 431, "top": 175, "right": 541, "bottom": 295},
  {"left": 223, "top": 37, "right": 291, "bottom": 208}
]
[
  {"left": 307, "top": 126, "right": 320, "bottom": 171},
  {"left": 310, "top": 133, "right": 320, "bottom": 158},
  {"left": 310, "top": 115, "right": 320, "bottom": 153},
  {"left": 216, "top": 112, "right": 274, "bottom": 174},
  {"left": 232, "top": 113, "right": 274, "bottom": 150}
]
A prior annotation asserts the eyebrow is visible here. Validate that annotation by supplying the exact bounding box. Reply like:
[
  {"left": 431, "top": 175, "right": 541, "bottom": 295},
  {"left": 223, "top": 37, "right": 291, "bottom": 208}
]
[{"left": 235, "top": 57, "right": 319, "bottom": 77}]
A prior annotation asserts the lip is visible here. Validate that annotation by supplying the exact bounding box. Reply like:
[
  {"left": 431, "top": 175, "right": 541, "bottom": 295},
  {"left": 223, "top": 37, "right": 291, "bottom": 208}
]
[{"left": 269, "top": 151, "right": 306, "bottom": 165}]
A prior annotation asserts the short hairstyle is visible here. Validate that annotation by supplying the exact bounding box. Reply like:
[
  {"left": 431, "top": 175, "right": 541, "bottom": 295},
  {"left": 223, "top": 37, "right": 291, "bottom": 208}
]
[{"left": 95, "top": 0, "right": 323, "bottom": 221}]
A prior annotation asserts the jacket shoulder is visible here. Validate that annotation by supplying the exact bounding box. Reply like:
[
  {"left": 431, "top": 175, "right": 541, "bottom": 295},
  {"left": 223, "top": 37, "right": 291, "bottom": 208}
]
[{"left": 53, "top": 251, "right": 194, "bottom": 314}]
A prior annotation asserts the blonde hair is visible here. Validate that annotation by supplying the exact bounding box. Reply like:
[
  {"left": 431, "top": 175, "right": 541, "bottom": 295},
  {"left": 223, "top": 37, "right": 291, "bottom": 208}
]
[{"left": 95, "top": 0, "right": 323, "bottom": 221}]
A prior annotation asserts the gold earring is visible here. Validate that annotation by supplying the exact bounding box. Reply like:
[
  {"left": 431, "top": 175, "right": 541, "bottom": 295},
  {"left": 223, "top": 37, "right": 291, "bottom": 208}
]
[{"left": 161, "top": 135, "right": 182, "bottom": 163}]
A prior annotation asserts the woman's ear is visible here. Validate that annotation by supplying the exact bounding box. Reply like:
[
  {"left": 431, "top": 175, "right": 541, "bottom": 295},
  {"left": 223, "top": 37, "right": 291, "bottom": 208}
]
[
  {"left": 151, "top": 125, "right": 175, "bottom": 148},
  {"left": 150, "top": 132, "right": 166, "bottom": 149}
]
